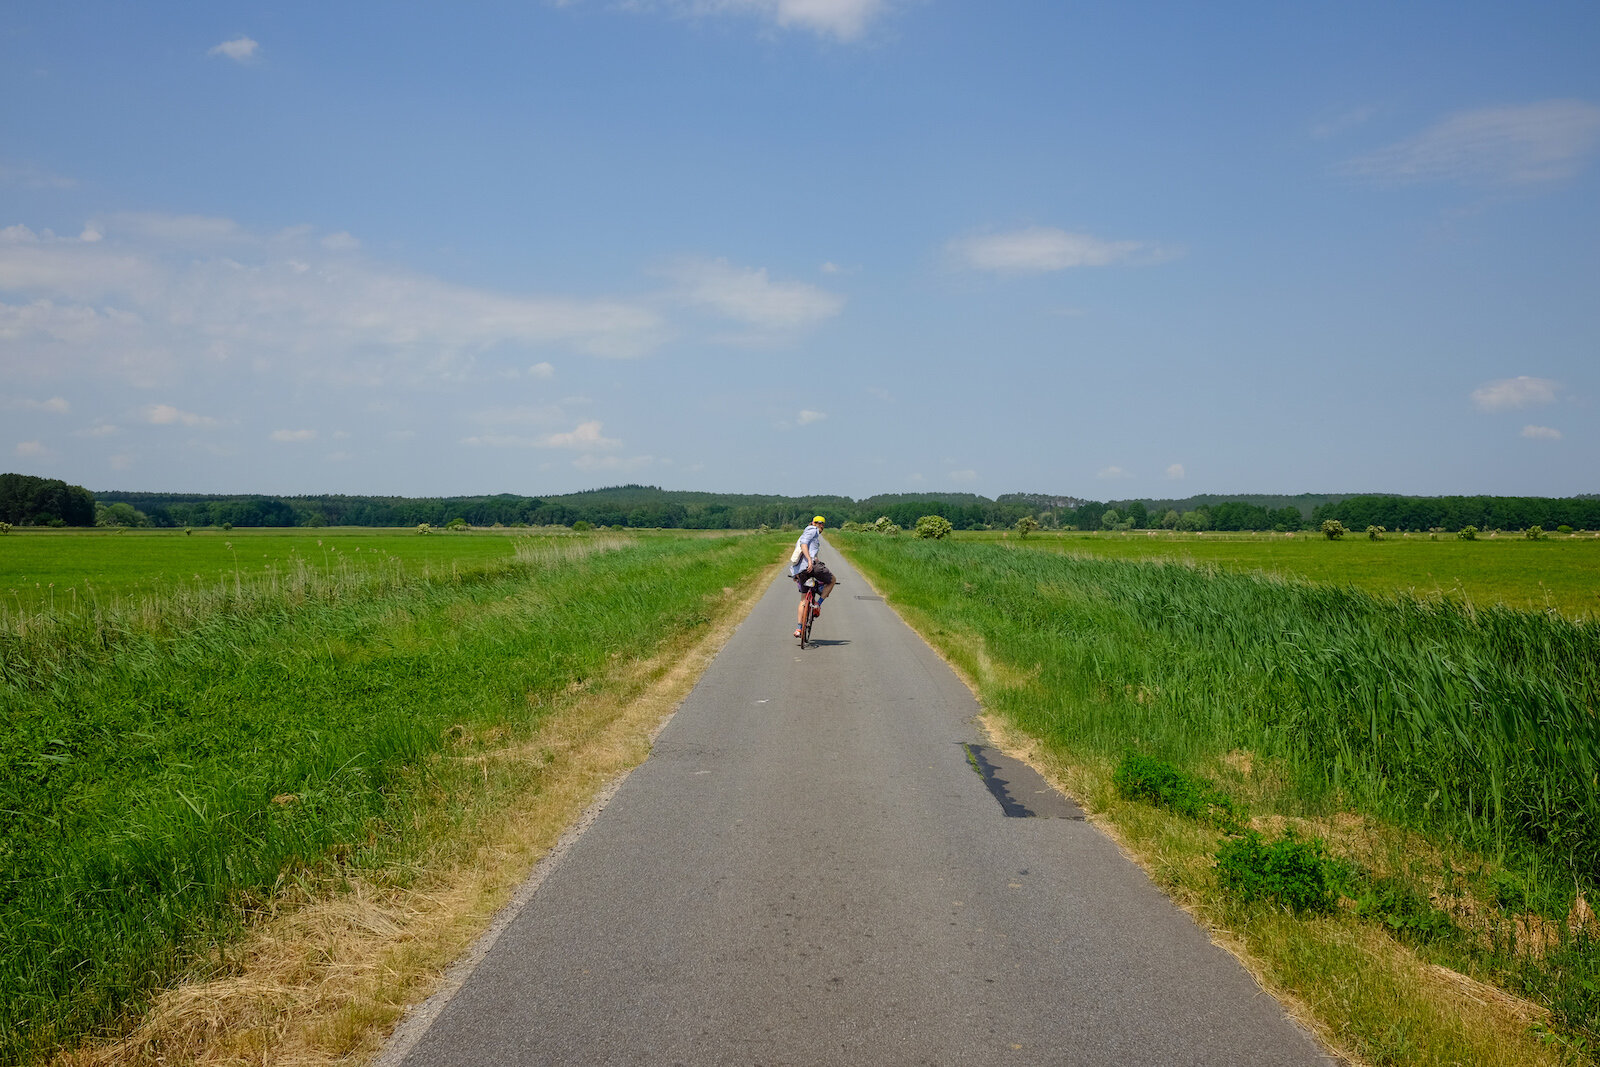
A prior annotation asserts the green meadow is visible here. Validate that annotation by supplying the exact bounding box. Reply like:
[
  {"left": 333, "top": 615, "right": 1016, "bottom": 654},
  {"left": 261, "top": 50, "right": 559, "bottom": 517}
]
[
  {"left": 0, "top": 527, "right": 558, "bottom": 616},
  {"left": 963, "top": 529, "right": 1600, "bottom": 619},
  {"left": 0, "top": 528, "right": 784, "bottom": 1064},
  {"left": 842, "top": 533, "right": 1600, "bottom": 1064}
]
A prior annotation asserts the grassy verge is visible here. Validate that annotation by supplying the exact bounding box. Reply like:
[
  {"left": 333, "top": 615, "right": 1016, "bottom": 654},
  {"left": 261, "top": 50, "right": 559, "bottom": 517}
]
[
  {"left": 840, "top": 534, "right": 1599, "bottom": 1066},
  {"left": 1, "top": 531, "right": 784, "bottom": 1064}
]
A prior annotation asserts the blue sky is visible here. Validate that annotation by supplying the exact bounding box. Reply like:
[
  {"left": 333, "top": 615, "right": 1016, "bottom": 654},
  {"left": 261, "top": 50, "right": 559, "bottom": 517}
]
[{"left": 3, "top": 1, "right": 1597, "bottom": 500}]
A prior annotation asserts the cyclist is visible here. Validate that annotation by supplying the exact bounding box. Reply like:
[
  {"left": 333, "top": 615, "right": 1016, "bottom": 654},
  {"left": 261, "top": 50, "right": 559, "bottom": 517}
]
[{"left": 789, "top": 515, "right": 836, "bottom": 638}]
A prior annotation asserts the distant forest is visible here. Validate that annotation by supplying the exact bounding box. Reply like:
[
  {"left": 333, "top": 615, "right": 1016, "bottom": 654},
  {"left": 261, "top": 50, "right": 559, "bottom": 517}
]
[{"left": 3, "top": 473, "right": 1597, "bottom": 532}]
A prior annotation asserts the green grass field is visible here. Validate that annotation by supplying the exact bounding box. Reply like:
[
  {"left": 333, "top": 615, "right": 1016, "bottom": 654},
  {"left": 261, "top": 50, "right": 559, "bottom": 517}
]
[
  {"left": 964, "top": 529, "right": 1600, "bottom": 619},
  {"left": 0, "top": 527, "right": 561, "bottom": 616},
  {"left": 0, "top": 529, "right": 785, "bottom": 1064}
]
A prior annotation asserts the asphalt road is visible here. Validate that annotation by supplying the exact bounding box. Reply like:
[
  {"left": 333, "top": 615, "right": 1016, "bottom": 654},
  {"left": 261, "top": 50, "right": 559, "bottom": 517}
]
[{"left": 384, "top": 552, "right": 1332, "bottom": 1066}]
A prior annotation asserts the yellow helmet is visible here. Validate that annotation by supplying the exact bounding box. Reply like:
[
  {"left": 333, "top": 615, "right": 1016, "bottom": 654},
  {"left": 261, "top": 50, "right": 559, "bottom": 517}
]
[{"left": 813, "top": 515, "right": 826, "bottom": 524}]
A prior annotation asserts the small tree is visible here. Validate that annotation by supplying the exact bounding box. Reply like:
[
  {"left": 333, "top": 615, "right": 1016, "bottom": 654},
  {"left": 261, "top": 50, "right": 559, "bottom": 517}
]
[
  {"left": 0, "top": 521, "right": 11, "bottom": 534},
  {"left": 1014, "top": 515, "right": 1039, "bottom": 538},
  {"left": 1367, "top": 525, "right": 1385, "bottom": 541},
  {"left": 417, "top": 523, "right": 433, "bottom": 534},
  {"left": 913, "top": 514, "right": 953, "bottom": 540},
  {"left": 1525, "top": 525, "right": 1545, "bottom": 541},
  {"left": 1320, "top": 519, "right": 1347, "bottom": 541},
  {"left": 572, "top": 520, "right": 593, "bottom": 532},
  {"left": 446, "top": 517, "right": 468, "bottom": 530},
  {"left": 1101, "top": 509, "right": 1121, "bottom": 531},
  {"left": 1458, "top": 525, "right": 1478, "bottom": 541},
  {"left": 1161, "top": 509, "right": 1180, "bottom": 530}
]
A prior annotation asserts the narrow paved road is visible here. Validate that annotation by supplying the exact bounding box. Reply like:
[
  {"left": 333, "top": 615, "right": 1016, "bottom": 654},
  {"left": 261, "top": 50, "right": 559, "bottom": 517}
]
[{"left": 385, "top": 552, "right": 1332, "bottom": 1066}]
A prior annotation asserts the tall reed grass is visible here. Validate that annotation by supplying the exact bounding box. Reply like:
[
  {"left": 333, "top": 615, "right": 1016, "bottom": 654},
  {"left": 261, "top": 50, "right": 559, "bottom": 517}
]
[
  {"left": 0, "top": 532, "right": 779, "bottom": 1063},
  {"left": 842, "top": 536, "right": 1600, "bottom": 897}
]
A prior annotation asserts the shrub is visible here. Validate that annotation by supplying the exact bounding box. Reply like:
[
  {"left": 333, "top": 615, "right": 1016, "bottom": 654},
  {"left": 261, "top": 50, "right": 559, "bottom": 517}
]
[
  {"left": 1320, "top": 519, "right": 1347, "bottom": 540},
  {"left": 446, "top": 517, "right": 468, "bottom": 530},
  {"left": 0, "top": 521, "right": 10, "bottom": 534},
  {"left": 1458, "top": 525, "right": 1478, "bottom": 540},
  {"left": 1113, "top": 753, "right": 1244, "bottom": 831},
  {"left": 1526, "top": 525, "right": 1545, "bottom": 541},
  {"left": 913, "top": 515, "right": 953, "bottom": 540},
  {"left": 222, "top": 523, "right": 233, "bottom": 532},
  {"left": 1351, "top": 874, "right": 1459, "bottom": 945},
  {"left": 1014, "top": 516, "right": 1039, "bottom": 538},
  {"left": 1216, "top": 831, "right": 1337, "bottom": 914},
  {"left": 1367, "top": 525, "right": 1386, "bottom": 541},
  {"left": 1558, "top": 525, "right": 1573, "bottom": 534},
  {"left": 572, "top": 520, "right": 593, "bottom": 533}
]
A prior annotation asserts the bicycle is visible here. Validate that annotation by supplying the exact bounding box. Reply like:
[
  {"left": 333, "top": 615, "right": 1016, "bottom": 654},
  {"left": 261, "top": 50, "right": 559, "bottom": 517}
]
[{"left": 797, "top": 577, "right": 821, "bottom": 648}]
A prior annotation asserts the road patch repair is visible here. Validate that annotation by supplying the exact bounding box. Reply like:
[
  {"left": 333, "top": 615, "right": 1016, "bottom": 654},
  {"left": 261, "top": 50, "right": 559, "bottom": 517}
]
[{"left": 961, "top": 742, "right": 1086, "bottom": 819}]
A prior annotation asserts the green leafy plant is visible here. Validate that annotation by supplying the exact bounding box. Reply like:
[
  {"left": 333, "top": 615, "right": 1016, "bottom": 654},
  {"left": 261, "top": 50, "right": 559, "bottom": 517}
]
[
  {"left": 1459, "top": 525, "right": 1478, "bottom": 540},
  {"left": 913, "top": 515, "right": 953, "bottom": 540},
  {"left": 1526, "top": 525, "right": 1545, "bottom": 541},
  {"left": 571, "top": 520, "right": 593, "bottom": 532},
  {"left": 1321, "top": 519, "right": 1347, "bottom": 540},
  {"left": 1113, "top": 753, "right": 1244, "bottom": 831},
  {"left": 1351, "top": 874, "right": 1459, "bottom": 945},
  {"left": 1367, "top": 525, "right": 1386, "bottom": 541},
  {"left": 1216, "top": 830, "right": 1337, "bottom": 914},
  {"left": 1014, "top": 516, "right": 1039, "bottom": 538}
]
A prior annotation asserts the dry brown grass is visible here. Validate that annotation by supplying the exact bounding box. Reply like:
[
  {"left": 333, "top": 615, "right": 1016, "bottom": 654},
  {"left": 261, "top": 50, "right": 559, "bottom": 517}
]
[{"left": 55, "top": 572, "right": 773, "bottom": 1067}]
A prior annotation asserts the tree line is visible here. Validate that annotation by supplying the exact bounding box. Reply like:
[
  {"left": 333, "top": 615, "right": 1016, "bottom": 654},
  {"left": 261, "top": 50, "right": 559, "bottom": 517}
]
[{"left": 6, "top": 474, "right": 1595, "bottom": 532}]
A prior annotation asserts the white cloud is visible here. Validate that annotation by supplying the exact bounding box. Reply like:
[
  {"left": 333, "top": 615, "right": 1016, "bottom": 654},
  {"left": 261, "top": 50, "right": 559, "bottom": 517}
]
[
  {"left": 1166, "top": 463, "right": 1185, "bottom": 480},
  {"left": 797, "top": 409, "right": 827, "bottom": 425},
  {"left": 1522, "top": 425, "right": 1563, "bottom": 440},
  {"left": 0, "top": 216, "right": 669, "bottom": 393},
  {"left": 949, "top": 469, "right": 977, "bottom": 483},
  {"left": 15, "top": 440, "right": 48, "bottom": 457},
  {"left": 1096, "top": 465, "right": 1129, "bottom": 480},
  {"left": 269, "top": 428, "right": 318, "bottom": 443},
  {"left": 144, "top": 403, "right": 218, "bottom": 427},
  {"left": 949, "top": 227, "right": 1173, "bottom": 273},
  {"left": 1471, "top": 376, "right": 1561, "bottom": 411},
  {"left": 11, "top": 396, "right": 70, "bottom": 413},
  {"left": 663, "top": 257, "right": 844, "bottom": 336},
  {"left": 79, "top": 424, "right": 118, "bottom": 437},
  {"left": 529, "top": 361, "right": 555, "bottom": 378},
  {"left": 321, "top": 231, "right": 360, "bottom": 252},
  {"left": 541, "top": 420, "right": 621, "bottom": 450},
  {"left": 1341, "top": 100, "right": 1600, "bottom": 187},
  {"left": 617, "top": 0, "right": 891, "bottom": 41},
  {"left": 208, "top": 37, "right": 260, "bottom": 63}
]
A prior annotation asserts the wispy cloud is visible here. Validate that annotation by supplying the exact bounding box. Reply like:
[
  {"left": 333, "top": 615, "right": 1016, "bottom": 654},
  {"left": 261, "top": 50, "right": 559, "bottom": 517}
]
[
  {"left": 144, "top": 403, "right": 218, "bottom": 427},
  {"left": 949, "top": 227, "right": 1174, "bottom": 273},
  {"left": 1341, "top": 100, "right": 1600, "bottom": 187},
  {"left": 0, "top": 217, "right": 668, "bottom": 397},
  {"left": 797, "top": 409, "right": 827, "bottom": 425},
  {"left": 1165, "top": 463, "right": 1185, "bottom": 480},
  {"left": 608, "top": 0, "right": 893, "bottom": 41},
  {"left": 949, "top": 469, "right": 977, "bottom": 483},
  {"left": 1522, "top": 425, "right": 1563, "bottom": 440},
  {"left": 539, "top": 420, "right": 621, "bottom": 450},
  {"left": 208, "top": 37, "right": 260, "bottom": 63},
  {"left": 662, "top": 256, "right": 844, "bottom": 337},
  {"left": 14, "top": 440, "right": 49, "bottom": 458},
  {"left": 0, "top": 162, "right": 78, "bottom": 190},
  {"left": 1097, "top": 465, "right": 1129, "bottom": 480},
  {"left": 1471, "top": 376, "right": 1561, "bottom": 411},
  {"left": 269, "top": 428, "right": 318, "bottom": 443}
]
